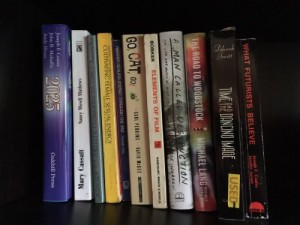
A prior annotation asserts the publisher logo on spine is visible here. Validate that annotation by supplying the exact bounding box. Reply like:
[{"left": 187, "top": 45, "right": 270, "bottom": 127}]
[
  {"left": 175, "top": 192, "right": 185, "bottom": 202},
  {"left": 76, "top": 44, "right": 83, "bottom": 52}
]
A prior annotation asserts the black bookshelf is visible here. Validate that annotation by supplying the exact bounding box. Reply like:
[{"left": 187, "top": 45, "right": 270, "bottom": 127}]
[{"left": 1, "top": 1, "right": 300, "bottom": 225}]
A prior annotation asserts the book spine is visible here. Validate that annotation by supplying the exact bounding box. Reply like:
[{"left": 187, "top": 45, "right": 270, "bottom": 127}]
[
  {"left": 113, "top": 39, "right": 131, "bottom": 201},
  {"left": 184, "top": 32, "right": 217, "bottom": 211},
  {"left": 236, "top": 38, "right": 269, "bottom": 219},
  {"left": 122, "top": 34, "right": 152, "bottom": 205},
  {"left": 71, "top": 30, "right": 93, "bottom": 201},
  {"left": 87, "top": 35, "right": 105, "bottom": 203},
  {"left": 42, "top": 24, "right": 73, "bottom": 202},
  {"left": 97, "top": 33, "right": 122, "bottom": 203},
  {"left": 159, "top": 31, "right": 194, "bottom": 210},
  {"left": 144, "top": 33, "right": 168, "bottom": 209},
  {"left": 208, "top": 27, "right": 245, "bottom": 220}
]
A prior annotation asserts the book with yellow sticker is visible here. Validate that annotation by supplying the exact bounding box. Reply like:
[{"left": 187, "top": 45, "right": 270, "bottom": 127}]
[
  {"left": 208, "top": 27, "right": 245, "bottom": 220},
  {"left": 97, "top": 33, "right": 122, "bottom": 203}
]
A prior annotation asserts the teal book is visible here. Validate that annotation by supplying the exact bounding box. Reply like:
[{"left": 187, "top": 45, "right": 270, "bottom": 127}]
[{"left": 87, "top": 35, "right": 105, "bottom": 203}]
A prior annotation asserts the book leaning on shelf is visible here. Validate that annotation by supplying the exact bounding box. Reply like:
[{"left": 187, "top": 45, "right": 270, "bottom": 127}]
[
  {"left": 42, "top": 24, "right": 73, "bottom": 202},
  {"left": 159, "top": 31, "right": 194, "bottom": 210},
  {"left": 87, "top": 34, "right": 106, "bottom": 203},
  {"left": 184, "top": 32, "right": 217, "bottom": 212},
  {"left": 97, "top": 33, "right": 122, "bottom": 203},
  {"left": 122, "top": 34, "right": 152, "bottom": 205},
  {"left": 71, "top": 30, "right": 93, "bottom": 201},
  {"left": 144, "top": 33, "right": 168, "bottom": 209}
]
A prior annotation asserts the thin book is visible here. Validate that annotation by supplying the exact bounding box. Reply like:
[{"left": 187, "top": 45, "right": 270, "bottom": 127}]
[
  {"left": 87, "top": 34, "right": 106, "bottom": 203},
  {"left": 71, "top": 30, "right": 93, "bottom": 201},
  {"left": 144, "top": 33, "right": 168, "bottom": 209}
]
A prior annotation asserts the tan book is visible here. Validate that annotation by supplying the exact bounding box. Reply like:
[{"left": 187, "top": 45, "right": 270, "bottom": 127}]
[
  {"left": 122, "top": 34, "right": 152, "bottom": 205},
  {"left": 144, "top": 33, "right": 168, "bottom": 209}
]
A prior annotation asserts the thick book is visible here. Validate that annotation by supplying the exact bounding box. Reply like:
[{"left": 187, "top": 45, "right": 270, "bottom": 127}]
[
  {"left": 87, "top": 35, "right": 105, "bottom": 203},
  {"left": 42, "top": 24, "right": 73, "bottom": 202},
  {"left": 71, "top": 30, "right": 93, "bottom": 201},
  {"left": 97, "top": 33, "right": 122, "bottom": 203},
  {"left": 236, "top": 38, "right": 269, "bottom": 219},
  {"left": 122, "top": 34, "right": 152, "bottom": 205},
  {"left": 144, "top": 33, "right": 168, "bottom": 209},
  {"left": 208, "top": 27, "right": 245, "bottom": 220},
  {"left": 184, "top": 32, "right": 217, "bottom": 211},
  {"left": 113, "top": 39, "right": 131, "bottom": 201},
  {"left": 159, "top": 31, "right": 194, "bottom": 210}
]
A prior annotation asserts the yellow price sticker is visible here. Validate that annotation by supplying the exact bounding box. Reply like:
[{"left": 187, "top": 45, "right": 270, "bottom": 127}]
[{"left": 228, "top": 174, "right": 240, "bottom": 208}]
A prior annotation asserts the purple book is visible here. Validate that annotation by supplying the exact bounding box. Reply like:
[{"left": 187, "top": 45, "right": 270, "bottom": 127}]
[
  {"left": 42, "top": 24, "right": 73, "bottom": 202},
  {"left": 113, "top": 39, "right": 131, "bottom": 201}
]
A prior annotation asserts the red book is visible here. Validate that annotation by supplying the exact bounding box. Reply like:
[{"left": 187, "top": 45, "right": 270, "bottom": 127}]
[{"left": 184, "top": 32, "right": 217, "bottom": 211}]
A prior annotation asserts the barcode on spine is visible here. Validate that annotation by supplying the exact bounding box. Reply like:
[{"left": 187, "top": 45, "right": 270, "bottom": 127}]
[{"left": 138, "top": 177, "right": 143, "bottom": 202}]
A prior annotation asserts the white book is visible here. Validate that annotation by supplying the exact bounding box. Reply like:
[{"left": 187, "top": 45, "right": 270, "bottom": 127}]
[
  {"left": 159, "top": 31, "right": 194, "bottom": 210},
  {"left": 71, "top": 30, "right": 93, "bottom": 200},
  {"left": 144, "top": 33, "right": 168, "bottom": 209}
]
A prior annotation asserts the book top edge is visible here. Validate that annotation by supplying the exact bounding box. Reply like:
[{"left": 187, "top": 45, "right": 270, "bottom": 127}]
[{"left": 41, "top": 24, "right": 70, "bottom": 29}]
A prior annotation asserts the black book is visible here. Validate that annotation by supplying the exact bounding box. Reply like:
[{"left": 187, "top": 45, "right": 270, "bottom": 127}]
[
  {"left": 236, "top": 38, "right": 269, "bottom": 219},
  {"left": 208, "top": 27, "right": 245, "bottom": 221}
]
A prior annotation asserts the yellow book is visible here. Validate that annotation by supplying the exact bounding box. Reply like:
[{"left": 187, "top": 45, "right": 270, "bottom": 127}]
[{"left": 97, "top": 33, "right": 122, "bottom": 203}]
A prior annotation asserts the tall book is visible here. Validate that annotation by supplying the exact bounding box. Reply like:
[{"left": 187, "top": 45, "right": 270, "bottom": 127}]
[
  {"left": 97, "top": 33, "right": 122, "bottom": 203},
  {"left": 113, "top": 39, "right": 131, "bottom": 201},
  {"left": 71, "top": 30, "right": 93, "bottom": 201},
  {"left": 208, "top": 27, "right": 245, "bottom": 220},
  {"left": 159, "top": 31, "right": 194, "bottom": 210},
  {"left": 42, "top": 24, "right": 73, "bottom": 202},
  {"left": 184, "top": 32, "right": 217, "bottom": 211},
  {"left": 122, "top": 34, "right": 152, "bottom": 205},
  {"left": 87, "top": 34, "right": 105, "bottom": 203},
  {"left": 236, "top": 38, "right": 269, "bottom": 219},
  {"left": 144, "top": 33, "right": 168, "bottom": 209}
]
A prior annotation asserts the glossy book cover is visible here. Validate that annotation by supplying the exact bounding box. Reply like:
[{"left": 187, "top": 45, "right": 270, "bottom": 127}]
[
  {"left": 159, "top": 31, "right": 194, "bottom": 210},
  {"left": 42, "top": 24, "right": 73, "bottom": 202},
  {"left": 184, "top": 32, "right": 217, "bottom": 211},
  {"left": 208, "top": 27, "right": 245, "bottom": 220},
  {"left": 236, "top": 38, "right": 269, "bottom": 219}
]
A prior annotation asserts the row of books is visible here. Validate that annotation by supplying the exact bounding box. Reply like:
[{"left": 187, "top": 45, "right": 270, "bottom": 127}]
[{"left": 42, "top": 24, "right": 268, "bottom": 221}]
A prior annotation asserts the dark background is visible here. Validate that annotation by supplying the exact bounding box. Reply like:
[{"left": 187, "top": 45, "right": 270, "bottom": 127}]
[{"left": 1, "top": 0, "right": 300, "bottom": 225}]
